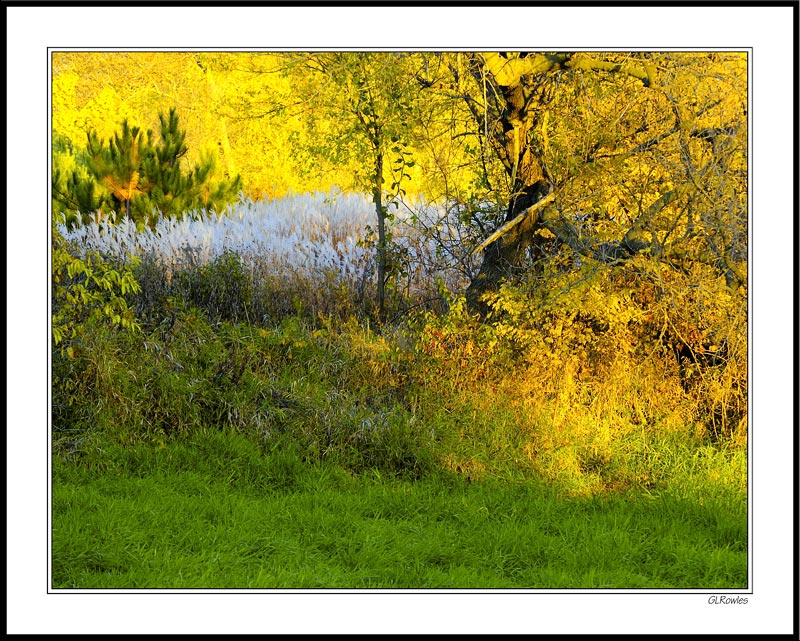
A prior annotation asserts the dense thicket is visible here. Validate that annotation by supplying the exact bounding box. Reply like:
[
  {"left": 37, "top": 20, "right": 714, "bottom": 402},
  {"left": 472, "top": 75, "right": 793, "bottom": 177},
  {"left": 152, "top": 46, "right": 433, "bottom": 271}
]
[{"left": 51, "top": 51, "right": 748, "bottom": 482}]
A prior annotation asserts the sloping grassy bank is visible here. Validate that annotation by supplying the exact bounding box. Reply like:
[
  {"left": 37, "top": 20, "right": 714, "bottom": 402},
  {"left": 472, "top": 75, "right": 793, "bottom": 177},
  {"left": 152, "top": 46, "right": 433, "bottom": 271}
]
[
  {"left": 52, "top": 431, "right": 746, "bottom": 589},
  {"left": 51, "top": 309, "right": 747, "bottom": 589}
]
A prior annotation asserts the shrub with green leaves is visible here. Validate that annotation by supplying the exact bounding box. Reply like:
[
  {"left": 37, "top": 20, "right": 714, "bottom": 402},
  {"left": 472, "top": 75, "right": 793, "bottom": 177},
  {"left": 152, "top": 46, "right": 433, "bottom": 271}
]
[
  {"left": 52, "top": 216, "right": 143, "bottom": 436},
  {"left": 52, "top": 216, "right": 141, "bottom": 354},
  {"left": 178, "top": 250, "right": 254, "bottom": 323}
]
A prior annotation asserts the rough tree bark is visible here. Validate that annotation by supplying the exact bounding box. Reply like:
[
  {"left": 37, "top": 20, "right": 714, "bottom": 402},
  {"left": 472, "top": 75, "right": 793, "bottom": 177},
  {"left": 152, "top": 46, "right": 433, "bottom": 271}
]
[
  {"left": 461, "top": 53, "right": 544, "bottom": 313},
  {"left": 462, "top": 52, "right": 657, "bottom": 315}
]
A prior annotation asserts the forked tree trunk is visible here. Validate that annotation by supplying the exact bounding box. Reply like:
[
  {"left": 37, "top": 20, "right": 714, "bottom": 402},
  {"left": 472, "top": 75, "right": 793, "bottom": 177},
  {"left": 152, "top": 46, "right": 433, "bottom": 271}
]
[{"left": 463, "top": 53, "right": 656, "bottom": 316}]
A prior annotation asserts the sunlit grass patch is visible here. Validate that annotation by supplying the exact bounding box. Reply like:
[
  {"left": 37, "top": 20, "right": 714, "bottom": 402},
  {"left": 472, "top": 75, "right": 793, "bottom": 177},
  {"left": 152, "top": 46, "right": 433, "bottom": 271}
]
[{"left": 52, "top": 431, "right": 746, "bottom": 589}]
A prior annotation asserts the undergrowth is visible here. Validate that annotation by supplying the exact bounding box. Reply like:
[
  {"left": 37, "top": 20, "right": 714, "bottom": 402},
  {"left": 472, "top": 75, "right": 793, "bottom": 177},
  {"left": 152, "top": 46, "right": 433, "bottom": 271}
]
[
  {"left": 52, "top": 293, "right": 746, "bottom": 497},
  {"left": 51, "top": 237, "right": 748, "bottom": 589}
]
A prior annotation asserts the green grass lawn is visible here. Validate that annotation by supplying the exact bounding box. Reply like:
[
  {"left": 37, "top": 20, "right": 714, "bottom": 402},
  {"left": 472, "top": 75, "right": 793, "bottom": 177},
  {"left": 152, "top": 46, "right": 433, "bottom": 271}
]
[{"left": 52, "top": 430, "right": 747, "bottom": 590}]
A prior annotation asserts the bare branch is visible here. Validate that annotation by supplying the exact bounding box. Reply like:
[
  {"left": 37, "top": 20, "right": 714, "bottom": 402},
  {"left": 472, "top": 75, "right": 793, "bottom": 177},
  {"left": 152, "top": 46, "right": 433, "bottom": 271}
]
[{"left": 473, "top": 191, "right": 555, "bottom": 254}]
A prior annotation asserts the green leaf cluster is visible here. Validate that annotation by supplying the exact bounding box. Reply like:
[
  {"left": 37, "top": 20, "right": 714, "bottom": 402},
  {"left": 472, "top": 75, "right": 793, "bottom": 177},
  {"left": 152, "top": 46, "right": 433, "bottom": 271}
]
[{"left": 52, "top": 216, "right": 142, "bottom": 354}]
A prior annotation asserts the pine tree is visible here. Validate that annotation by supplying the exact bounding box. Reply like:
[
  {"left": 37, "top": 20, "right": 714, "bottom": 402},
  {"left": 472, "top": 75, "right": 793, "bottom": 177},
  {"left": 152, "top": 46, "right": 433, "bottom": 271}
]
[
  {"left": 52, "top": 167, "right": 112, "bottom": 228},
  {"left": 53, "top": 108, "right": 242, "bottom": 228},
  {"left": 138, "top": 108, "right": 192, "bottom": 221},
  {"left": 85, "top": 122, "right": 149, "bottom": 220}
]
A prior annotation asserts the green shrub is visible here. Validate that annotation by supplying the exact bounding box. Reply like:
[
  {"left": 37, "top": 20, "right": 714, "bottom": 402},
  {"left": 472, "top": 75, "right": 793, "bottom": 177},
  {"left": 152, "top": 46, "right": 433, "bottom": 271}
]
[
  {"left": 52, "top": 216, "right": 141, "bottom": 352},
  {"left": 129, "top": 250, "right": 256, "bottom": 327},
  {"left": 52, "top": 218, "right": 143, "bottom": 436}
]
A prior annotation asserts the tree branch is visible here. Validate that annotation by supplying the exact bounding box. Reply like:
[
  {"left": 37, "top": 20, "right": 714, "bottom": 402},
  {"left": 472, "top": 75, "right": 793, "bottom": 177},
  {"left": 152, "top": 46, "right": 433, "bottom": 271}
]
[
  {"left": 480, "top": 52, "right": 656, "bottom": 89},
  {"left": 472, "top": 191, "right": 555, "bottom": 254}
]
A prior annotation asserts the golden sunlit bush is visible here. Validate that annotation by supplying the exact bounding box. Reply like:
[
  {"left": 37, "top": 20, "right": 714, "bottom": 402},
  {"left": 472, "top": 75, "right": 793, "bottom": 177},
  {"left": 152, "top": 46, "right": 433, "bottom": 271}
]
[{"left": 397, "top": 255, "right": 745, "bottom": 493}]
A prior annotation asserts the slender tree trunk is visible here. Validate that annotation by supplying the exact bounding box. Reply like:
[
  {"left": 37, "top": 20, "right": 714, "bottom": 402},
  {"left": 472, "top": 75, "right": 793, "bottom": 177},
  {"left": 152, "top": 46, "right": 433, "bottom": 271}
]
[{"left": 374, "top": 148, "right": 386, "bottom": 319}]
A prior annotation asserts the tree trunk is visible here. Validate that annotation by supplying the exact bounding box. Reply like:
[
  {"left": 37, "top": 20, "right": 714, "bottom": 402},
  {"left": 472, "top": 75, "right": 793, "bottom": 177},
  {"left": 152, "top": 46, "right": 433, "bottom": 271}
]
[
  {"left": 374, "top": 148, "right": 386, "bottom": 319},
  {"left": 465, "top": 181, "right": 551, "bottom": 315},
  {"left": 463, "top": 52, "right": 658, "bottom": 316},
  {"left": 465, "top": 77, "right": 550, "bottom": 315}
]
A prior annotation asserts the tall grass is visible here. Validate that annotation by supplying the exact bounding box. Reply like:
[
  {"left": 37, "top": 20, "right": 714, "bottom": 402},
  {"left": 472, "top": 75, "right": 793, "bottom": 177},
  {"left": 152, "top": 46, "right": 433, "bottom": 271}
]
[
  {"left": 57, "top": 190, "right": 478, "bottom": 321},
  {"left": 52, "top": 306, "right": 746, "bottom": 496},
  {"left": 52, "top": 190, "right": 748, "bottom": 589}
]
